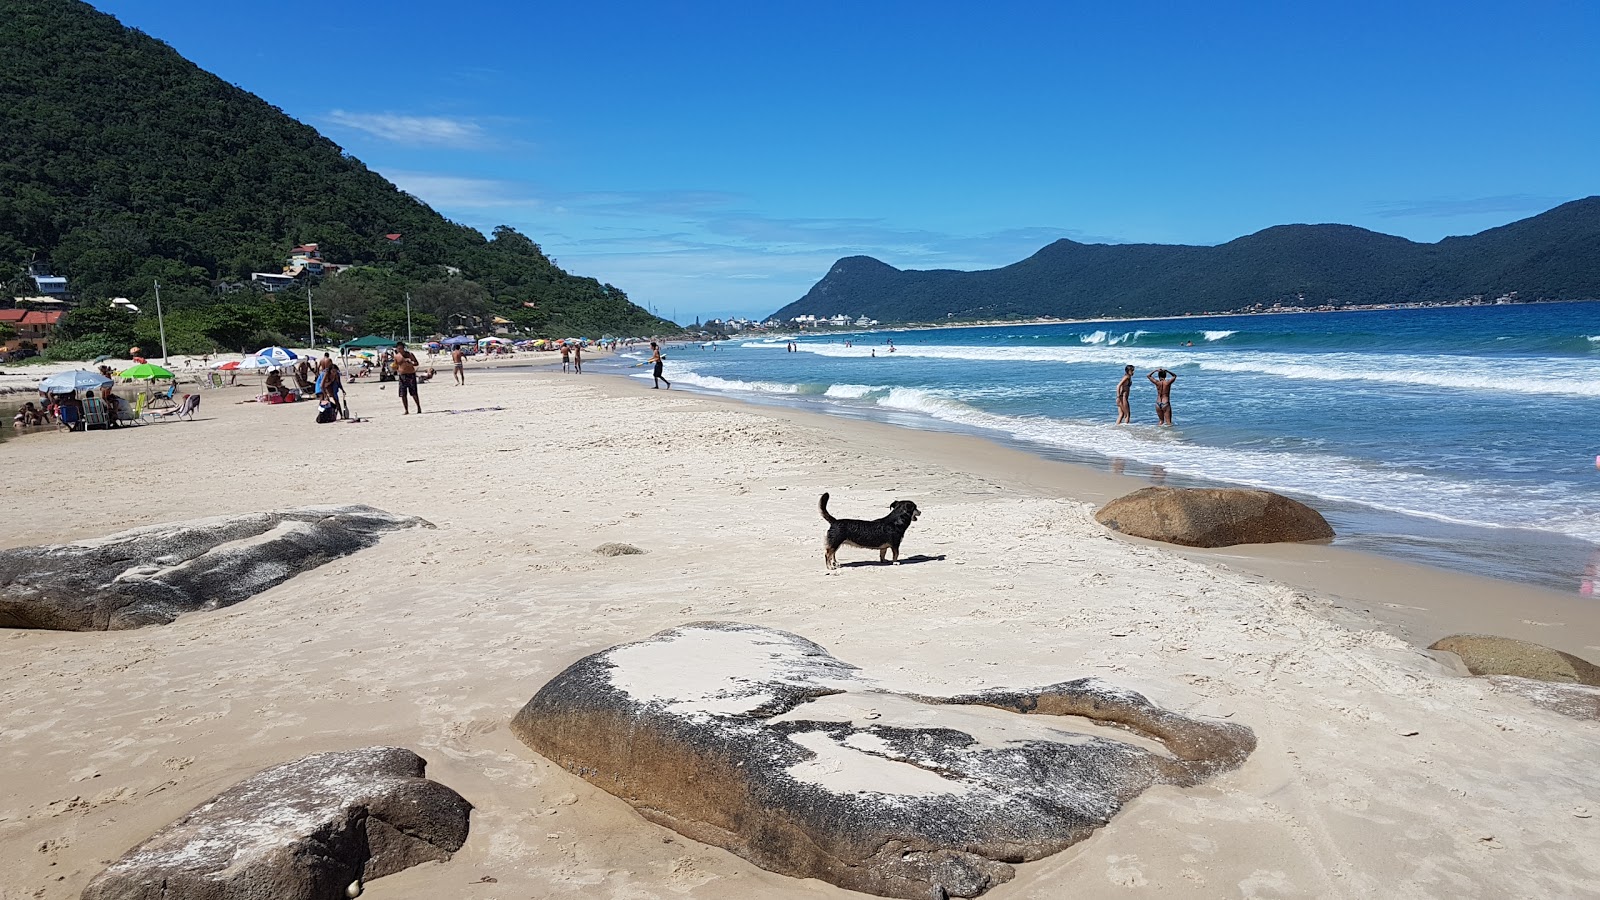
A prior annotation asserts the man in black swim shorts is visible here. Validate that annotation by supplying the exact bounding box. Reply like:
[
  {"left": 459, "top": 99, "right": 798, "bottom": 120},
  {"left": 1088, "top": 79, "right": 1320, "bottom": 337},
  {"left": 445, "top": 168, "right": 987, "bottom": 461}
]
[{"left": 394, "top": 342, "right": 422, "bottom": 415}]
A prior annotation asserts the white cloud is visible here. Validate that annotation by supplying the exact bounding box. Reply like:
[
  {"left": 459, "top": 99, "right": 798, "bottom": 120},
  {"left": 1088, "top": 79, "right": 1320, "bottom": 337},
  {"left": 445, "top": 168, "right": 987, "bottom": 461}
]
[
  {"left": 386, "top": 171, "right": 536, "bottom": 209},
  {"left": 325, "top": 110, "right": 488, "bottom": 148}
]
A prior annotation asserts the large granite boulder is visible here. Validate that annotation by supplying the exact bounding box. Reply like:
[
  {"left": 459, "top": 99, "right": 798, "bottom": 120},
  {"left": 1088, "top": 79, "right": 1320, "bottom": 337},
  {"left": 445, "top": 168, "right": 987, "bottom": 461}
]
[
  {"left": 1095, "top": 486, "right": 1334, "bottom": 548},
  {"left": 1429, "top": 634, "right": 1600, "bottom": 685},
  {"left": 82, "top": 746, "right": 471, "bottom": 900},
  {"left": 511, "top": 622, "right": 1255, "bottom": 899},
  {"left": 0, "top": 505, "right": 430, "bottom": 631}
]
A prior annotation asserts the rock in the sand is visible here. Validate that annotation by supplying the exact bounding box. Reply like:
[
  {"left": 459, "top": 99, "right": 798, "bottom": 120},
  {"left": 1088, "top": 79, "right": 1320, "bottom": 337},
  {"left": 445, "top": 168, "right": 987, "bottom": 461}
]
[
  {"left": 593, "top": 542, "right": 647, "bottom": 556},
  {"left": 1429, "top": 634, "right": 1600, "bottom": 686},
  {"left": 1095, "top": 486, "right": 1333, "bottom": 548},
  {"left": 1486, "top": 675, "right": 1600, "bottom": 720},
  {"left": 81, "top": 746, "right": 471, "bottom": 900},
  {"left": 511, "top": 621, "right": 1255, "bottom": 899},
  {"left": 0, "top": 505, "right": 430, "bottom": 631}
]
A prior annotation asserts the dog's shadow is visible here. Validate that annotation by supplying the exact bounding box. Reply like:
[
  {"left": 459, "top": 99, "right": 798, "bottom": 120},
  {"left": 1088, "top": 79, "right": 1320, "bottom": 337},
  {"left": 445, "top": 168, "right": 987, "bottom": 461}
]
[{"left": 836, "top": 554, "right": 947, "bottom": 569}]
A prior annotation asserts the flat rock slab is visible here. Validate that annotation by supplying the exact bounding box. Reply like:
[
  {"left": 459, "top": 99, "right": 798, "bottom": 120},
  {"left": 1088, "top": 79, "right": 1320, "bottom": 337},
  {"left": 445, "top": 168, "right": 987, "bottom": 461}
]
[
  {"left": 82, "top": 746, "right": 471, "bottom": 900},
  {"left": 1430, "top": 634, "right": 1600, "bottom": 686},
  {"left": 0, "top": 505, "right": 430, "bottom": 631},
  {"left": 1487, "top": 676, "right": 1600, "bottom": 720},
  {"left": 512, "top": 621, "right": 1255, "bottom": 899},
  {"left": 1095, "top": 486, "right": 1334, "bottom": 548}
]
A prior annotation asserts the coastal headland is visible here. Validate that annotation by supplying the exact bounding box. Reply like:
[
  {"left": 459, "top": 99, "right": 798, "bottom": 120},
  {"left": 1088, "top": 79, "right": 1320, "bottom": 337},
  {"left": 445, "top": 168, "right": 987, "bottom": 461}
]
[{"left": 2, "top": 362, "right": 1597, "bottom": 898}]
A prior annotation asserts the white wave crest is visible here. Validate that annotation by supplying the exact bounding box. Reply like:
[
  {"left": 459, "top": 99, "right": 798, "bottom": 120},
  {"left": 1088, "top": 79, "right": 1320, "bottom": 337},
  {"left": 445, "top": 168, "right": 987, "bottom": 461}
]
[
  {"left": 844, "top": 388, "right": 1600, "bottom": 542},
  {"left": 666, "top": 370, "right": 801, "bottom": 394},
  {"left": 1203, "top": 330, "right": 1238, "bottom": 341},
  {"left": 791, "top": 342, "right": 1600, "bottom": 397},
  {"left": 823, "top": 384, "right": 876, "bottom": 399},
  {"left": 1079, "top": 330, "right": 1108, "bottom": 344}
]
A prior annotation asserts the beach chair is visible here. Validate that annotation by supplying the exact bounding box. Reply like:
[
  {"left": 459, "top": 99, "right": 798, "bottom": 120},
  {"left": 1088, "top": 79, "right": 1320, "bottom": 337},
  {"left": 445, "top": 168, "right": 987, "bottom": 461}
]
[
  {"left": 174, "top": 394, "right": 199, "bottom": 420},
  {"left": 146, "top": 384, "right": 178, "bottom": 410},
  {"left": 81, "top": 397, "right": 110, "bottom": 430},
  {"left": 57, "top": 405, "right": 82, "bottom": 432}
]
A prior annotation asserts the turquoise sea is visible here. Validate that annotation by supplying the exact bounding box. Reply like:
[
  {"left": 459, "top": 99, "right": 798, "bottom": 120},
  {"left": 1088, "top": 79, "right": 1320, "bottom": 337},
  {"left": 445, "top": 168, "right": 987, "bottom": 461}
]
[{"left": 606, "top": 302, "right": 1600, "bottom": 594}]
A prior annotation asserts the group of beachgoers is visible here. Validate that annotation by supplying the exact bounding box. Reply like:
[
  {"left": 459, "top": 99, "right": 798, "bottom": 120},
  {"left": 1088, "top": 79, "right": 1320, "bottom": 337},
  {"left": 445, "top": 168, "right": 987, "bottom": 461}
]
[
  {"left": 13, "top": 365, "right": 179, "bottom": 430},
  {"left": 1116, "top": 365, "right": 1177, "bottom": 426}
]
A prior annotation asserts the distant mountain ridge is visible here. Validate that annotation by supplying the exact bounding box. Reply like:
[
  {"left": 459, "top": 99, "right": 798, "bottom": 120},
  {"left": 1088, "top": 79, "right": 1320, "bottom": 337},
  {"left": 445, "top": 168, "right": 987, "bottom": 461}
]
[{"left": 773, "top": 198, "right": 1600, "bottom": 323}]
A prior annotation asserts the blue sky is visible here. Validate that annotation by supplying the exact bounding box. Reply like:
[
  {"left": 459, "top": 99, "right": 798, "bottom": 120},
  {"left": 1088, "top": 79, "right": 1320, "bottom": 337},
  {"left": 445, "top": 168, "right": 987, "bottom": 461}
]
[{"left": 93, "top": 1, "right": 1599, "bottom": 323}]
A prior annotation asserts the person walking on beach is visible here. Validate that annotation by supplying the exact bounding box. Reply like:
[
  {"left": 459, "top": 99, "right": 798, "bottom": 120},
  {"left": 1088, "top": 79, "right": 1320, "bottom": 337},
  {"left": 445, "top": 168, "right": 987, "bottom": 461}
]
[
  {"left": 1147, "top": 368, "right": 1177, "bottom": 426},
  {"left": 649, "top": 341, "right": 670, "bottom": 389},
  {"left": 394, "top": 342, "right": 422, "bottom": 415},
  {"left": 1116, "top": 365, "right": 1135, "bottom": 424},
  {"left": 571, "top": 343, "right": 583, "bottom": 374},
  {"left": 451, "top": 346, "right": 466, "bottom": 385},
  {"left": 561, "top": 345, "right": 571, "bottom": 372}
]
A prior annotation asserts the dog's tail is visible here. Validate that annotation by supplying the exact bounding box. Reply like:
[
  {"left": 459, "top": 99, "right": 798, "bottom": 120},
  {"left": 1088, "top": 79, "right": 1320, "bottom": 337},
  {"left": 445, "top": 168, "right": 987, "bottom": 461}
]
[{"left": 819, "top": 492, "right": 836, "bottom": 523}]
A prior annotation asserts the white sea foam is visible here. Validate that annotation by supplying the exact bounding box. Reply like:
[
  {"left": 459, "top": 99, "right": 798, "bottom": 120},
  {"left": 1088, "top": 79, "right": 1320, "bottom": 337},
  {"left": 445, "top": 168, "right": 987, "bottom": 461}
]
[
  {"left": 1107, "top": 330, "right": 1147, "bottom": 346},
  {"left": 823, "top": 384, "right": 875, "bottom": 399},
  {"left": 1588, "top": 335, "right": 1600, "bottom": 344},
  {"left": 836, "top": 387, "right": 1600, "bottom": 542},
  {"left": 667, "top": 370, "right": 801, "bottom": 394},
  {"left": 1079, "top": 330, "right": 1108, "bottom": 344},
  {"left": 792, "top": 343, "right": 1600, "bottom": 398},
  {"left": 1203, "top": 330, "right": 1238, "bottom": 341}
]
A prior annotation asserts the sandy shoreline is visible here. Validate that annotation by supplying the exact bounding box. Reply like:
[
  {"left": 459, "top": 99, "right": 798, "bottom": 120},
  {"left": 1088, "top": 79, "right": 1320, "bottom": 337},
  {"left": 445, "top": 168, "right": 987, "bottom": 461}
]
[{"left": 2, "top": 364, "right": 1597, "bottom": 898}]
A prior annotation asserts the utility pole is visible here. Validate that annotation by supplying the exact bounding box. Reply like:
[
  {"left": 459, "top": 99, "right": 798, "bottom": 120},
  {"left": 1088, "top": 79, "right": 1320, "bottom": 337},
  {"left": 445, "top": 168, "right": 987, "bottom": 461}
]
[
  {"left": 153, "top": 279, "right": 168, "bottom": 362},
  {"left": 405, "top": 292, "right": 413, "bottom": 343},
  {"left": 306, "top": 283, "right": 315, "bottom": 350}
]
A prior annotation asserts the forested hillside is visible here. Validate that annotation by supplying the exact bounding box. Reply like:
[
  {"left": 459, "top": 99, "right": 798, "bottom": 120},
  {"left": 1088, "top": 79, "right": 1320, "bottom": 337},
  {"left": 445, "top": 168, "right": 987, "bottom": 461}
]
[
  {"left": 0, "top": 0, "right": 676, "bottom": 357},
  {"left": 773, "top": 197, "right": 1600, "bottom": 323}
]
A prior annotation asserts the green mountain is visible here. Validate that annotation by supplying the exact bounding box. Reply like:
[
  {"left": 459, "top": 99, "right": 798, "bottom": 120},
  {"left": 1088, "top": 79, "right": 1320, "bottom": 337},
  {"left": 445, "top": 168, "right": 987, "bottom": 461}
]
[
  {"left": 0, "top": 0, "right": 677, "bottom": 356},
  {"left": 772, "top": 198, "right": 1600, "bottom": 323}
]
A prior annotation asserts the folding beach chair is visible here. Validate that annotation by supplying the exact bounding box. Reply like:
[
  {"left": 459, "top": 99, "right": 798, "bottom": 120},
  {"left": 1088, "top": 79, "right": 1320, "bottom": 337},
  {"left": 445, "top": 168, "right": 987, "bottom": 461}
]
[
  {"left": 174, "top": 394, "right": 199, "bottom": 420},
  {"left": 146, "top": 384, "right": 178, "bottom": 410},
  {"left": 81, "top": 397, "right": 110, "bottom": 430},
  {"left": 57, "top": 405, "right": 82, "bottom": 432}
]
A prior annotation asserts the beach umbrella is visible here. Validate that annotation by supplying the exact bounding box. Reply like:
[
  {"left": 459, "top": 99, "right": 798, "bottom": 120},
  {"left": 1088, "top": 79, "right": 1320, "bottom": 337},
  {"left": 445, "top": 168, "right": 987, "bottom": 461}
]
[
  {"left": 442, "top": 335, "right": 476, "bottom": 346},
  {"left": 216, "top": 361, "right": 242, "bottom": 371},
  {"left": 238, "top": 356, "right": 280, "bottom": 370},
  {"left": 255, "top": 346, "right": 298, "bottom": 363},
  {"left": 118, "top": 363, "right": 175, "bottom": 380},
  {"left": 91, "top": 354, "right": 114, "bottom": 363},
  {"left": 39, "top": 370, "right": 112, "bottom": 393}
]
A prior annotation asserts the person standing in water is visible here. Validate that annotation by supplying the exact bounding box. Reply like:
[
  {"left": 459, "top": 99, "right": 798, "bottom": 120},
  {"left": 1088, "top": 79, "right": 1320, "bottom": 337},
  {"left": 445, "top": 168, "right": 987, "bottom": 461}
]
[
  {"left": 394, "top": 342, "right": 421, "bottom": 415},
  {"left": 571, "top": 343, "right": 583, "bottom": 374},
  {"left": 649, "top": 341, "right": 670, "bottom": 389},
  {"left": 1115, "top": 365, "right": 1135, "bottom": 424},
  {"left": 1147, "top": 368, "right": 1177, "bottom": 426}
]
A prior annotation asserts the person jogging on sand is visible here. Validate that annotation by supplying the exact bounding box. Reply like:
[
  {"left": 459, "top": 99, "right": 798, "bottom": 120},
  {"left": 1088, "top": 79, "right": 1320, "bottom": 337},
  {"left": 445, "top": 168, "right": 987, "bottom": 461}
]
[
  {"left": 1147, "top": 368, "right": 1177, "bottom": 426},
  {"left": 649, "top": 342, "right": 670, "bottom": 389},
  {"left": 1115, "top": 364, "right": 1135, "bottom": 424}
]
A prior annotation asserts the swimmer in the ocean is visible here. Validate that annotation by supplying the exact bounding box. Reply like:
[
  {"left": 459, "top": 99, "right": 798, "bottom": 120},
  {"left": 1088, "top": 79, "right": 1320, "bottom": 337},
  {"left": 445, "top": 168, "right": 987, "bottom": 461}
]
[
  {"left": 1115, "top": 364, "right": 1135, "bottom": 424},
  {"left": 1147, "top": 368, "right": 1177, "bottom": 426}
]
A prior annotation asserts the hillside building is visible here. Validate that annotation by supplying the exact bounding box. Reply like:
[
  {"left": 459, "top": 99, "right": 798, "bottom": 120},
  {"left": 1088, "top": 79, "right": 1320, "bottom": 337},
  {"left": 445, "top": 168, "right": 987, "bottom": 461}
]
[{"left": 1, "top": 308, "right": 63, "bottom": 353}]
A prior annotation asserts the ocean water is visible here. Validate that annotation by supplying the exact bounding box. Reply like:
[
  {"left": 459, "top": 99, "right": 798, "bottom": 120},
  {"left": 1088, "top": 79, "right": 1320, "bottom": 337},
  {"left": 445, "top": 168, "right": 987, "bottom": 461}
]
[{"left": 603, "top": 302, "right": 1600, "bottom": 594}]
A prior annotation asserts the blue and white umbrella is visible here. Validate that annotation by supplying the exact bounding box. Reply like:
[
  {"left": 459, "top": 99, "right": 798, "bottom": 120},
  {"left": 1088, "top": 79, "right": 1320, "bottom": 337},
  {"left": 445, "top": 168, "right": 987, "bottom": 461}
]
[
  {"left": 238, "top": 356, "right": 281, "bottom": 370},
  {"left": 255, "top": 346, "right": 298, "bottom": 363},
  {"left": 38, "top": 370, "right": 112, "bottom": 393}
]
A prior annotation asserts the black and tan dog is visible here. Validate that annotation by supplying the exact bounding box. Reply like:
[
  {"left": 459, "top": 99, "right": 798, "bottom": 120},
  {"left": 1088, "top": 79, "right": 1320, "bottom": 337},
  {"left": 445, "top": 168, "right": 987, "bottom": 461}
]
[{"left": 819, "top": 492, "right": 921, "bottom": 570}]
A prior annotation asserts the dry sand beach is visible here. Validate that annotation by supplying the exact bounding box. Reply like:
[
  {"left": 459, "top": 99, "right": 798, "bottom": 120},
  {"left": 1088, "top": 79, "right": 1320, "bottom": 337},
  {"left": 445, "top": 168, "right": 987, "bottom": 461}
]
[{"left": 2, "top": 362, "right": 1598, "bottom": 898}]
